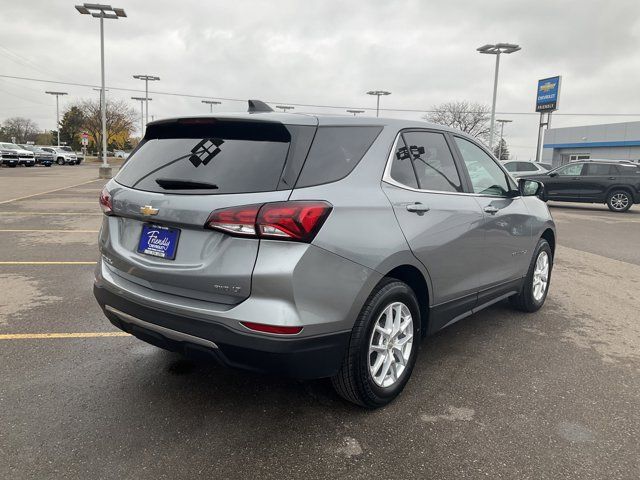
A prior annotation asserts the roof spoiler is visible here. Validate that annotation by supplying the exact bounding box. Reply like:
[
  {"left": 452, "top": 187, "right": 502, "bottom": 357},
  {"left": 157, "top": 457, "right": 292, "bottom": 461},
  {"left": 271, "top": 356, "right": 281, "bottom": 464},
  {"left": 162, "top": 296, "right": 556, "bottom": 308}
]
[{"left": 248, "top": 99, "right": 274, "bottom": 113}]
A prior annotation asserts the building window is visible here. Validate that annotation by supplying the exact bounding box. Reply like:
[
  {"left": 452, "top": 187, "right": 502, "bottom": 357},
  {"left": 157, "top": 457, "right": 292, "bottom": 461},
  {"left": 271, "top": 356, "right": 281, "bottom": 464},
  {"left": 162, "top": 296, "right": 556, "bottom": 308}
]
[{"left": 569, "top": 154, "right": 590, "bottom": 162}]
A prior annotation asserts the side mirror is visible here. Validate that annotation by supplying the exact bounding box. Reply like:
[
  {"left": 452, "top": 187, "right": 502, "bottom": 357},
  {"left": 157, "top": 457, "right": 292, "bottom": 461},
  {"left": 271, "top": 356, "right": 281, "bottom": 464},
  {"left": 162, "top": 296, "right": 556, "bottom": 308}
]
[
  {"left": 518, "top": 178, "right": 547, "bottom": 201},
  {"left": 548, "top": 171, "right": 558, "bottom": 177}
]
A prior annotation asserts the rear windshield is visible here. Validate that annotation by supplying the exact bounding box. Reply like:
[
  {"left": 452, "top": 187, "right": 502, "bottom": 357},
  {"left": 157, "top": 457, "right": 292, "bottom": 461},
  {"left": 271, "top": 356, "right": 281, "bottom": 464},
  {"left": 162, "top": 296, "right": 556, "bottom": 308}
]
[{"left": 115, "top": 120, "right": 314, "bottom": 195}]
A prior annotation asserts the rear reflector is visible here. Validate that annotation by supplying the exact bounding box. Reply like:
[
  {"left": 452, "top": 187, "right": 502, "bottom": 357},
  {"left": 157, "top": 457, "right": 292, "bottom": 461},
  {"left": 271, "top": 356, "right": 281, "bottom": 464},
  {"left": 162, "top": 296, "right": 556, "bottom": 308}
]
[
  {"left": 99, "top": 187, "right": 113, "bottom": 215},
  {"left": 240, "top": 321, "right": 303, "bottom": 335},
  {"left": 205, "top": 201, "right": 332, "bottom": 242}
]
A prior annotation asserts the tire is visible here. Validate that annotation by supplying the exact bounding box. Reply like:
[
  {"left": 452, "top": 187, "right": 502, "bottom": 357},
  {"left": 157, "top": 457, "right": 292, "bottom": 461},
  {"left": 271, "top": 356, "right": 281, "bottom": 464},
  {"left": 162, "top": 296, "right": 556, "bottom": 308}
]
[
  {"left": 606, "top": 190, "right": 633, "bottom": 212},
  {"left": 509, "top": 239, "right": 553, "bottom": 312},
  {"left": 9, "top": 164, "right": 17, "bottom": 168},
  {"left": 56, "top": 158, "right": 65, "bottom": 166},
  {"left": 332, "top": 279, "right": 421, "bottom": 408}
]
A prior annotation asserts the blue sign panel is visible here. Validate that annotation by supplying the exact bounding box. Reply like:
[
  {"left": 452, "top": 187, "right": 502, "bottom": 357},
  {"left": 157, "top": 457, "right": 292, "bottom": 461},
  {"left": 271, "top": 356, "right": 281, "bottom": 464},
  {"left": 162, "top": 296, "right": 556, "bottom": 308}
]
[{"left": 536, "top": 76, "right": 561, "bottom": 112}]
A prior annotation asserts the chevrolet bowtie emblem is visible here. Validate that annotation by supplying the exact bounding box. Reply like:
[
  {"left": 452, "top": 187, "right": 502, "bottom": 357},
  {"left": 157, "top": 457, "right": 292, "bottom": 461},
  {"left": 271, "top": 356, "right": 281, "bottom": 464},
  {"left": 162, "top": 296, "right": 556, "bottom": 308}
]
[
  {"left": 140, "top": 205, "right": 159, "bottom": 216},
  {"left": 539, "top": 82, "right": 556, "bottom": 92}
]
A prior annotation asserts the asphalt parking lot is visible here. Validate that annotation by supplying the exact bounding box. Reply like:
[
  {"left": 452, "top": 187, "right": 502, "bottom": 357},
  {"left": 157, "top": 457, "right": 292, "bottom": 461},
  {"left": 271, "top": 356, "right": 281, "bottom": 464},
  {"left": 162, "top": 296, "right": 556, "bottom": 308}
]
[{"left": 1, "top": 165, "right": 639, "bottom": 479}]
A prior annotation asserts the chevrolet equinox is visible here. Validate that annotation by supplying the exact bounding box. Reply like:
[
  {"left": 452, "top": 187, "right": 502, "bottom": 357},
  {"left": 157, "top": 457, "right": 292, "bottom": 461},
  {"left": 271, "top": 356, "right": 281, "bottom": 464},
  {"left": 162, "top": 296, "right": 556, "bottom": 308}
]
[{"left": 94, "top": 101, "right": 556, "bottom": 408}]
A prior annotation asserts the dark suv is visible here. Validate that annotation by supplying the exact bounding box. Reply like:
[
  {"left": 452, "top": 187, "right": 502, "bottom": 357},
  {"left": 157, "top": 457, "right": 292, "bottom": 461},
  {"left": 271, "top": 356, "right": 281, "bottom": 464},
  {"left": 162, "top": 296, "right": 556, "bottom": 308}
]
[{"left": 525, "top": 160, "right": 640, "bottom": 212}]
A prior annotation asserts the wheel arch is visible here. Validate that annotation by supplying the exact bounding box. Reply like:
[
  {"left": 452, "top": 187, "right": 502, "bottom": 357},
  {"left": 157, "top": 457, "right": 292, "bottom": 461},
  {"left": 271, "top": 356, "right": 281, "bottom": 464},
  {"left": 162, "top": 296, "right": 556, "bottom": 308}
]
[
  {"left": 605, "top": 185, "right": 634, "bottom": 199},
  {"left": 540, "top": 228, "right": 555, "bottom": 258},
  {"left": 384, "top": 264, "right": 430, "bottom": 337}
]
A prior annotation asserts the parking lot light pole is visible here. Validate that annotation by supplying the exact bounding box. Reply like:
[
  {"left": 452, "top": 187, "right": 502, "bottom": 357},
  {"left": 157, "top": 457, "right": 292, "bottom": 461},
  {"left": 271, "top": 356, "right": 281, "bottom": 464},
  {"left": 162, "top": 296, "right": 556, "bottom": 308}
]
[
  {"left": 366, "top": 91, "right": 391, "bottom": 117},
  {"left": 76, "top": 3, "right": 127, "bottom": 179},
  {"left": 346, "top": 109, "right": 365, "bottom": 116},
  {"left": 45, "top": 91, "right": 68, "bottom": 146},
  {"left": 133, "top": 75, "right": 160, "bottom": 126},
  {"left": 131, "top": 97, "right": 151, "bottom": 137},
  {"left": 495, "top": 119, "right": 512, "bottom": 160},
  {"left": 201, "top": 100, "right": 221, "bottom": 113},
  {"left": 276, "top": 105, "right": 295, "bottom": 112},
  {"left": 477, "top": 43, "right": 521, "bottom": 148}
]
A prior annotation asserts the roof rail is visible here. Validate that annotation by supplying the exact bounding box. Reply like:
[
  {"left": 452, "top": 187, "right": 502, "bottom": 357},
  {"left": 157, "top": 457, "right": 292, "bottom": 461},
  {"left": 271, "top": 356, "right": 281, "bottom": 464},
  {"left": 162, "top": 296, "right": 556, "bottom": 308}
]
[{"left": 248, "top": 100, "right": 274, "bottom": 113}]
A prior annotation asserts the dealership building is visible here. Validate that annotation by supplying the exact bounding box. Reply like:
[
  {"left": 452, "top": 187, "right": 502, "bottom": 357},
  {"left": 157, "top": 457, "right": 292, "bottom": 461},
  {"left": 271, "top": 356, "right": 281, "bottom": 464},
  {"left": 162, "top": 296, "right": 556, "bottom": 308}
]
[{"left": 542, "top": 120, "right": 640, "bottom": 167}]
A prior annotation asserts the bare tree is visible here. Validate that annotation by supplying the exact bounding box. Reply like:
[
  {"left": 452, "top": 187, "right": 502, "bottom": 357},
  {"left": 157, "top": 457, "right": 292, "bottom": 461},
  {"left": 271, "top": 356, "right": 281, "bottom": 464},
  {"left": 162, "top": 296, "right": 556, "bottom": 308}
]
[
  {"left": 423, "top": 101, "right": 491, "bottom": 143},
  {"left": 77, "top": 98, "right": 137, "bottom": 155},
  {"left": 2, "top": 117, "right": 39, "bottom": 143}
]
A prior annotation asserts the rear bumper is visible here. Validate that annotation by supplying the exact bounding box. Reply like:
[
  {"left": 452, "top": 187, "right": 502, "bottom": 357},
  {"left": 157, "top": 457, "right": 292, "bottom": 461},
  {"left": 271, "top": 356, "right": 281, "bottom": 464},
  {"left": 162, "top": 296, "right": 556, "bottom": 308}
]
[{"left": 94, "top": 284, "right": 350, "bottom": 379}]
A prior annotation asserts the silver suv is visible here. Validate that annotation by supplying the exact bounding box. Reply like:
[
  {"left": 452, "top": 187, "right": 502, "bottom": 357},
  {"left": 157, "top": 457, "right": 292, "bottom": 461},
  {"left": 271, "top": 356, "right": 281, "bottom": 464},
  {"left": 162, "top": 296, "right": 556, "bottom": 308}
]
[{"left": 94, "top": 103, "right": 555, "bottom": 407}]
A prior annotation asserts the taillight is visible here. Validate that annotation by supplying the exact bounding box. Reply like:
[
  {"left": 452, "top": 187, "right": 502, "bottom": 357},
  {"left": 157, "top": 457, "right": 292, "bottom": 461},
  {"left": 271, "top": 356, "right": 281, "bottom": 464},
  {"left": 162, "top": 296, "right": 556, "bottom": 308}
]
[
  {"left": 240, "top": 321, "right": 303, "bottom": 335},
  {"left": 257, "top": 201, "right": 332, "bottom": 241},
  {"left": 206, "top": 204, "right": 261, "bottom": 236},
  {"left": 205, "top": 201, "right": 332, "bottom": 242},
  {"left": 99, "top": 187, "right": 113, "bottom": 215}
]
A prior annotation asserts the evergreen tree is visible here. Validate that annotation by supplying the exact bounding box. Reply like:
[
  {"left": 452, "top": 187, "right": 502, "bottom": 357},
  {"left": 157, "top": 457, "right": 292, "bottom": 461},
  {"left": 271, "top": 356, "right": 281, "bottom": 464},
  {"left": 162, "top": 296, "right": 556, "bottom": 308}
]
[{"left": 493, "top": 138, "right": 510, "bottom": 160}]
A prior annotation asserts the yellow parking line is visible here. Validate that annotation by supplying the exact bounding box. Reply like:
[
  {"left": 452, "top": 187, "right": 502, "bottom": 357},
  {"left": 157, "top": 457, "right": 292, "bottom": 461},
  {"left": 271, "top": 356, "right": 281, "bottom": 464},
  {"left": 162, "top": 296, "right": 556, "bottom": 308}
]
[
  {"left": 0, "top": 178, "right": 102, "bottom": 204},
  {"left": 0, "top": 261, "right": 97, "bottom": 265},
  {"left": 0, "top": 229, "right": 99, "bottom": 233},
  {"left": 0, "top": 332, "right": 130, "bottom": 340},
  {"left": 18, "top": 201, "right": 96, "bottom": 204},
  {"left": 0, "top": 212, "right": 101, "bottom": 216}
]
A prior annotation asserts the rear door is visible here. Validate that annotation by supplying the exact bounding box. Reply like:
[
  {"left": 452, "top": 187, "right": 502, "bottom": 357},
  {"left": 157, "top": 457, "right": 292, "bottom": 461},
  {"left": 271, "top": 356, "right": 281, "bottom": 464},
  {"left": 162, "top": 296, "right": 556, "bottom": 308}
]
[
  {"left": 581, "top": 163, "right": 616, "bottom": 201},
  {"left": 102, "top": 118, "right": 316, "bottom": 305},
  {"left": 382, "top": 129, "right": 484, "bottom": 315}
]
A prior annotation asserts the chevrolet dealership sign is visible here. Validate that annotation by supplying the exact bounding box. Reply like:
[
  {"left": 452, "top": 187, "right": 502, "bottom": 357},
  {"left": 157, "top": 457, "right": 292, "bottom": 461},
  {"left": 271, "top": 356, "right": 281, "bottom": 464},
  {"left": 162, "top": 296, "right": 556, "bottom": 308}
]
[{"left": 536, "top": 76, "right": 561, "bottom": 112}]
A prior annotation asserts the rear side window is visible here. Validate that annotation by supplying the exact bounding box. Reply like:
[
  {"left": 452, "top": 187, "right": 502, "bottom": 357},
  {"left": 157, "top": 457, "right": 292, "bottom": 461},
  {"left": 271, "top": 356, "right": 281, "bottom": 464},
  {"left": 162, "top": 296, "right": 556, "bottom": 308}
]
[
  {"left": 512, "top": 161, "right": 538, "bottom": 172},
  {"left": 586, "top": 163, "right": 614, "bottom": 175},
  {"left": 401, "top": 131, "right": 462, "bottom": 192},
  {"left": 295, "top": 126, "right": 382, "bottom": 188},
  {"left": 115, "top": 121, "right": 314, "bottom": 195},
  {"left": 390, "top": 137, "right": 419, "bottom": 189}
]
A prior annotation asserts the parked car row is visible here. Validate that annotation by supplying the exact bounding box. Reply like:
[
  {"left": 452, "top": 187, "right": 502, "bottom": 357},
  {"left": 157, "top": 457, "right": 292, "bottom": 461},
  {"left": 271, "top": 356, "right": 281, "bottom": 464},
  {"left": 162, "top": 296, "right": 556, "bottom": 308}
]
[
  {"left": 523, "top": 159, "right": 640, "bottom": 212},
  {"left": 0, "top": 143, "right": 83, "bottom": 167},
  {"left": 502, "top": 160, "right": 550, "bottom": 177}
]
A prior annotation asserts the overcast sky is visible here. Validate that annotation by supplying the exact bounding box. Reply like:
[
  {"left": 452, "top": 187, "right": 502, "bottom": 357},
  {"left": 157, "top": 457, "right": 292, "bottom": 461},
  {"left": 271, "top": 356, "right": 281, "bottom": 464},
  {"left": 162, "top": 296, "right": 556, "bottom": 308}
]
[{"left": 1, "top": 0, "right": 639, "bottom": 159}]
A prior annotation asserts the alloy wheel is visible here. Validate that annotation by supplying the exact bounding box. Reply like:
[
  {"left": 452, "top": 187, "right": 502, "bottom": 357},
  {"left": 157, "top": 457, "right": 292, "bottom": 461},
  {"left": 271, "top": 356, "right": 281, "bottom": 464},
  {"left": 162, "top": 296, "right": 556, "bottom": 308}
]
[
  {"left": 610, "top": 193, "right": 629, "bottom": 211},
  {"left": 368, "top": 301, "right": 414, "bottom": 388},
  {"left": 532, "top": 251, "right": 550, "bottom": 302}
]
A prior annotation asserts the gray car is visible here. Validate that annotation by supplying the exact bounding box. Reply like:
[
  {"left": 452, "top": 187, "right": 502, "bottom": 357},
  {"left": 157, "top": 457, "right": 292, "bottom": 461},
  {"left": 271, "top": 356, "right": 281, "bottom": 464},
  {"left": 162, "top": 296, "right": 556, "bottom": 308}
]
[{"left": 94, "top": 102, "right": 555, "bottom": 408}]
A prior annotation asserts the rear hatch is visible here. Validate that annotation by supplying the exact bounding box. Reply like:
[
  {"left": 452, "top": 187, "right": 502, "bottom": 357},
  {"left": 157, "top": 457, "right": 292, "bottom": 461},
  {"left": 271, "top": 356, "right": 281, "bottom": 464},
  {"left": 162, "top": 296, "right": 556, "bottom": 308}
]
[{"left": 103, "top": 116, "right": 317, "bottom": 305}]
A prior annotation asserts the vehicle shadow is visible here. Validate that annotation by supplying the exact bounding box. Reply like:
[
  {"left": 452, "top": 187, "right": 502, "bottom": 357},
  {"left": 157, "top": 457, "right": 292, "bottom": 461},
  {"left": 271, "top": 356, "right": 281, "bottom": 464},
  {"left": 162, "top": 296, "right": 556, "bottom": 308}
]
[
  {"left": 548, "top": 202, "right": 640, "bottom": 214},
  {"left": 114, "top": 299, "right": 530, "bottom": 415}
]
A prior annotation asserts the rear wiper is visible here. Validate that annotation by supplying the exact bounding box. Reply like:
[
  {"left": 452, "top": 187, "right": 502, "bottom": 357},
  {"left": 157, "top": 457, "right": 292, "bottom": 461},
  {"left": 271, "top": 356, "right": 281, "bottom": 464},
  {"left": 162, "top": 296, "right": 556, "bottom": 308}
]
[{"left": 155, "top": 179, "right": 219, "bottom": 190}]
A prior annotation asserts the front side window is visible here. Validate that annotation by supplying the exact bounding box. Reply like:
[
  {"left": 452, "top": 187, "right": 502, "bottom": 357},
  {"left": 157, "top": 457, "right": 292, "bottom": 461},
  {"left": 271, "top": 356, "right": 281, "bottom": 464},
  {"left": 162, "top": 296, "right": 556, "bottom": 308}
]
[
  {"left": 454, "top": 137, "right": 510, "bottom": 196},
  {"left": 555, "top": 163, "right": 585, "bottom": 176}
]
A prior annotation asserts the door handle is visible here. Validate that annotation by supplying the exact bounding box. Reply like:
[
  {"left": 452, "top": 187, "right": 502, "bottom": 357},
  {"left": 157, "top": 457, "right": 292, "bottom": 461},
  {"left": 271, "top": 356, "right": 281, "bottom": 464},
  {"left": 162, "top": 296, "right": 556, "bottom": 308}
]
[
  {"left": 483, "top": 206, "right": 499, "bottom": 214},
  {"left": 608, "top": 176, "right": 616, "bottom": 180},
  {"left": 571, "top": 177, "right": 581, "bottom": 180},
  {"left": 406, "top": 203, "right": 430, "bottom": 213}
]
